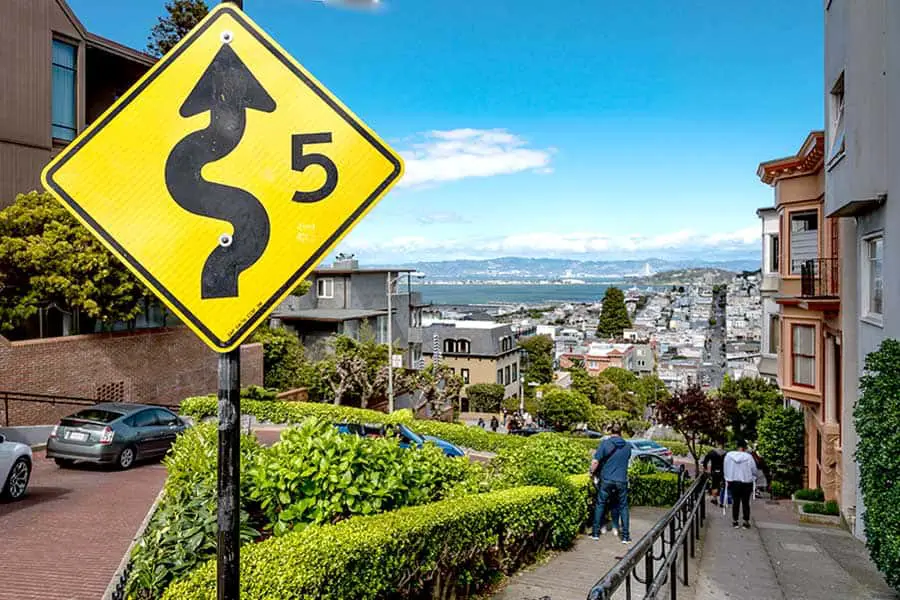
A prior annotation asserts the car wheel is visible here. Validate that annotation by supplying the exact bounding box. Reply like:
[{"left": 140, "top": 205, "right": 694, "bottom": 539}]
[
  {"left": 54, "top": 458, "right": 75, "bottom": 468},
  {"left": 2, "top": 457, "right": 31, "bottom": 500},
  {"left": 117, "top": 446, "right": 136, "bottom": 470}
]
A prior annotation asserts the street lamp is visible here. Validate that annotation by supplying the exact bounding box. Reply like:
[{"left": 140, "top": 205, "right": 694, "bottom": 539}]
[{"left": 386, "top": 271, "right": 425, "bottom": 413}]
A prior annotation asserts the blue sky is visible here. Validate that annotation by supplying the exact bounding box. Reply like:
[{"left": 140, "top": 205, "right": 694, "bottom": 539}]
[{"left": 70, "top": 0, "right": 824, "bottom": 264}]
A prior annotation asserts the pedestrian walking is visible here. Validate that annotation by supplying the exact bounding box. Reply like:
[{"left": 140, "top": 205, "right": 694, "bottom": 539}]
[
  {"left": 477, "top": 417, "right": 486, "bottom": 429},
  {"left": 724, "top": 440, "right": 757, "bottom": 529},
  {"left": 489, "top": 415, "right": 499, "bottom": 432},
  {"left": 702, "top": 446, "right": 726, "bottom": 505},
  {"left": 590, "top": 424, "right": 632, "bottom": 544},
  {"left": 750, "top": 449, "right": 770, "bottom": 498}
]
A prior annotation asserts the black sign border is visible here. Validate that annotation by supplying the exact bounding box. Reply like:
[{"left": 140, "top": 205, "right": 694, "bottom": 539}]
[{"left": 44, "top": 6, "right": 402, "bottom": 351}]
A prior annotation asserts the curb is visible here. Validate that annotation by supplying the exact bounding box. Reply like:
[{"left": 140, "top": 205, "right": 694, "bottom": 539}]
[
  {"left": 30, "top": 443, "right": 46, "bottom": 451},
  {"left": 102, "top": 483, "right": 167, "bottom": 600}
]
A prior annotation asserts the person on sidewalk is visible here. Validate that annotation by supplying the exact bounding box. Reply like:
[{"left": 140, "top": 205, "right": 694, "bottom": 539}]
[
  {"left": 702, "top": 446, "right": 726, "bottom": 505},
  {"left": 489, "top": 415, "right": 499, "bottom": 432},
  {"left": 724, "top": 440, "right": 757, "bottom": 529},
  {"left": 590, "top": 424, "right": 632, "bottom": 544}
]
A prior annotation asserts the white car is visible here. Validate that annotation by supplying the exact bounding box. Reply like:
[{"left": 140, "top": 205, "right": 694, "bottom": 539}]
[{"left": 0, "top": 433, "right": 32, "bottom": 501}]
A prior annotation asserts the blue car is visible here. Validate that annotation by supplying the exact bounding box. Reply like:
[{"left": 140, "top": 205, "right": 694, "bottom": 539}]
[{"left": 333, "top": 422, "right": 465, "bottom": 458}]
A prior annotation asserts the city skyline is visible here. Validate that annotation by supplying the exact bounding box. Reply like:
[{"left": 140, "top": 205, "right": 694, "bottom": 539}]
[{"left": 70, "top": 0, "right": 824, "bottom": 263}]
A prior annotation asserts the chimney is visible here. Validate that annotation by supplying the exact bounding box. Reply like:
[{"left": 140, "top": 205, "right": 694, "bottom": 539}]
[{"left": 334, "top": 258, "right": 359, "bottom": 270}]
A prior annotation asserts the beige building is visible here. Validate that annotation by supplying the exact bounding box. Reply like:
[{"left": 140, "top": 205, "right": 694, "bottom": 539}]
[{"left": 423, "top": 320, "right": 521, "bottom": 410}]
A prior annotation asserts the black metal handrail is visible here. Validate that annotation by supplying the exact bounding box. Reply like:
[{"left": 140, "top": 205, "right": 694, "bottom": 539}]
[
  {"left": 0, "top": 390, "right": 180, "bottom": 427},
  {"left": 800, "top": 258, "right": 839, "bottom": 298},
  {"left": 587, "top": 472, "right": 708, "bottom": 600}
]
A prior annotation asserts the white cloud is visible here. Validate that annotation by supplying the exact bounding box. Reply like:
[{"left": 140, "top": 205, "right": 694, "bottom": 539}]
[
  {"left": 398, "top": 128, "right": 553, "bottom": 188},
  {"left": 417, "top": 211, "right": 470, "bottom": 225},
  {"left": 340, "top": 226, "right": 760, "bottom": 260}
]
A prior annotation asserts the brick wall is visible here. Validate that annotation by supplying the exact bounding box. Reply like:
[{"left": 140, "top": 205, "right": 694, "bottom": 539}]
[{"left": 0, "top": 327, "right": 262, "bottom": 425}]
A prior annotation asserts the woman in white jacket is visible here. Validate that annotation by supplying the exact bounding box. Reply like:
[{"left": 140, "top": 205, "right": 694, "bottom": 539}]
[{"left": 724, "top": 440, "right": 757, "bottom": 529}]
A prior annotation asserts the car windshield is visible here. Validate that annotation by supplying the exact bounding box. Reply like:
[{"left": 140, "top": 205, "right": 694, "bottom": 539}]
[
  {"left": 67, "top": 408, "right": 124, "bottom": 423},
  {"left": 633, "top": 440, "right": 662, "bottom": 450}
]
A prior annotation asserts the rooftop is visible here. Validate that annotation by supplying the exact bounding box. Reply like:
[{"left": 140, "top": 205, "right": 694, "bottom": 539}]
[
  {"left": 272, "top": 308, "right": 386, "bottom": 322},
  {"left": 425, "top": 320, "right": 507, "bottom": 330}
]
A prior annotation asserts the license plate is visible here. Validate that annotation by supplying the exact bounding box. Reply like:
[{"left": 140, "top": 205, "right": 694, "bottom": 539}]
[{"left": 66, "top": 431, "right": 88, "bottom": 442}]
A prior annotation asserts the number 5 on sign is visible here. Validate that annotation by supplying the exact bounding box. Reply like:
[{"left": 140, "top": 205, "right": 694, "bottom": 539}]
[{"left": 41, "top": 3, "right": 404, "bottom": 353}]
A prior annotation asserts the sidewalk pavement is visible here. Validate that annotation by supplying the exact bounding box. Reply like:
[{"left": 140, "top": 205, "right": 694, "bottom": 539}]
[{"left": 692, "top": 498, "right": 896, "bottom": 600}]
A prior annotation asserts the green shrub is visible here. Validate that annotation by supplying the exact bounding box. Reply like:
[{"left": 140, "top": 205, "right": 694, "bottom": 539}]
[
  {"left": 794, "top": 488, "right": 825, "bottom": 502},
  {"left": 651, "top": 439, "right": 713, "bottom": 458},
  {"left": 757, "top": 406, "right": 804, "bottom": 495},
  {"left": 465, "top": 383, "right": 505, "bottom": 412},
  {"left": 251, "top": 326, "right": 307, "bottom": 391},
  {"left": 538, "top": 387, "right": 591, "bottom": 431},
  {"left": 856, "top": 339, "right": 900, "bottom": 590},
  {"left": 240, "top": 385, "right": 278, "bottom": 401},
  {"left": 162, "top": 478, "right": 588, "bottom": 600},
  {"left": 628, "top": 472, "right": 680, "bottom": 507},
  {"left": 180, "top": 396, "right": 413, "bottom": 427},
  {"left": 770, "top": 481, "right": 791, "bottom": 499},
  {"left": 246, "top": 419, "right": 477, "bottom": 536},
  {"left": 126, "top": 424, "right": 262, "bottom": 599},
  {"left": 802, "top": 500, "right": 839, "bottom": 516},
  {"left": 412, "top": 419, "right": 527, "bottom": 453},
  {"left": 493, "top": 433, "right": 591, "bottom": 486}
]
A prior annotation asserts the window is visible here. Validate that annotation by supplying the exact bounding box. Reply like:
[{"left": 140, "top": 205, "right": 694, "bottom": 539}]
[
  {"left": 512, "top": 363, "right": 518, "bottom": 382},
  {"left": 458, "top": 340, "right": 470, "bottom": 354},
  {"left": 588, "top": 360, "right": 599, "bottom": 369},
  {"left": 504, "top": 365, "right": 511, "bottom": 385},
  {"left": 52, "top": 39, "right": 77, "bottom": 141},
  {"left": 828, "top": 73, "right": 845, "bottom": 163},
  {"left": 790, "top": 211, "right": 819, "bottom": 274},
  {"left": 153, "top": 409, "right": 180, "bottom": 426},
  {"left": 768, "top": 315, "right": 780, "bottom": 354},
  {"left": 771, "top": 234, "right": 780, "bottom": 272},
  {"left": 791, "top": 324, "right": 816, "bottom": 387},
  {"left": 497, "top": 369, "right": 503, "bottom": 385},
  {"left": 316, "top": 278, "right": 334, "bottom": 298},
  {"left": 862, "top": 236, "right": 883, "bottom": 319},
  {"left": 131, "top": 410, "right": 158, "bottom": 428},
  {"left": 461, "top": 368, "right": 470, "bottom": 384},
  {"left": 376, "top": 315, "right": 388, "bottom": 344}
]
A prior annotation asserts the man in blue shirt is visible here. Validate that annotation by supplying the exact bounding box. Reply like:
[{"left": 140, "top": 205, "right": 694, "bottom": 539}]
[{"left": 590, "top": 424, "right": 632, "bottom": 543}]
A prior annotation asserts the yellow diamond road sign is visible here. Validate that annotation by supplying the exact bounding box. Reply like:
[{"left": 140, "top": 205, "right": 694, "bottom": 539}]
[{"left": 41, "top": 4, "right": 403, "bottom": 353}]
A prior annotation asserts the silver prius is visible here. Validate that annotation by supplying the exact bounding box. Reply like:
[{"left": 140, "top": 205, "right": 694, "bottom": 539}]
[{"left": 46, "top": 403, "right": 188, "bottom": 469}]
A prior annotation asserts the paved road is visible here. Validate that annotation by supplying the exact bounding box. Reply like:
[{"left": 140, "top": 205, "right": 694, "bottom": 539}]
[{"left": 0, "top": 452, "right": 167, "bottom": 600}]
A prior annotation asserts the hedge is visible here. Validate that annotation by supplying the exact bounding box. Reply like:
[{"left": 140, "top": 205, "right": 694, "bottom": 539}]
[
  {"left": 180, "top": 395, "right": 414, "bottom": 427},
  {"left": 412, "top": 420, "right": 528, "bottom": 453},
  {"left": 163, "top": 476, "right": 589, "bottom": 600},
  {"left": 629, "top": 472, "right": 680, "bottom": 507}
]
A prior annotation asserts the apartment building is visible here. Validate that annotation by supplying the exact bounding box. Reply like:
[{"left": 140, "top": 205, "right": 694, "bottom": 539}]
[
  {"left": 1, "top": 0, "right": 154, "bottom": 207},
  {"left": 271, "top": 259, "right": 425, "bottom": 367},
  {"left": 559, "top": 342, "right": 635, "bottom": 375},
  {"left": 423, "top": 320, "right": 522, "bottom": 404},
  {"left": 757, "top": 131, "right": 844, "bottom": 505},
  {"left": 824, "top": 0, "right": 898, "bottom": 539},
  {"left": 756, "top": 207, "right": 781, "bottom": 383}
]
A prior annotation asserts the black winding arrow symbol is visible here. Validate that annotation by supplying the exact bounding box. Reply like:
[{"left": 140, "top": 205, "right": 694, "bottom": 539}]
[{"left": 165, "top": 44, "right": 276, "bottom": 299}]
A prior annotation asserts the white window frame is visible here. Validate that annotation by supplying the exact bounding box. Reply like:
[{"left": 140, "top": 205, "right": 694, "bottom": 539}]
[
  {"left": 461, "top": 368, "right": 470, "bottom": 384},
  {"left": 861, "top": 233, "right": 884, "bottom": 325},
  {"left": 828, "top": 72, "right": 845, "bottom": 167},
  {"left": 791, "top": 324, "right": 816, "bottom": 388},
  {"left": 316, "top": 278, "right": 334, "bottom": 299}
]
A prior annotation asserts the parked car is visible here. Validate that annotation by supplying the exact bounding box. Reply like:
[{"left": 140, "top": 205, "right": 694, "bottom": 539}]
[
  {"left": 570, "top": 428, "right": 605, "bottom": 439},
  {"left": 46, "top": 403, "right": 189, "bottom": 469},
  {"left": 0, "top": 434, "right": 32, "bottom": 501},
  {"left": 627, "top": 438, "right": 674, "bottom": 464},
  {"left": 334, "top": 422, "right": 465, "bottom": 457},
  {"left": 632, "top": 452, "right": 685, "bottom": 476},
  {"left": 508, "top": 424, "right": 554, "bottom": 437}
]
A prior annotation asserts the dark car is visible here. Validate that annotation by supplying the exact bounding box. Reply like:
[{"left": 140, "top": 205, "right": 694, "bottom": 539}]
[
  {"left": 334, "top": 422, "right": 465, "bottom": 457},
  {"left": 570, "top": 428, "right": 605, "bottom": 439},
  {"left": 508, "top": 424, "right": 554, "bottom": 437},
  {"left": 46, "top": 403, "right": 188, "bottom": 469}
]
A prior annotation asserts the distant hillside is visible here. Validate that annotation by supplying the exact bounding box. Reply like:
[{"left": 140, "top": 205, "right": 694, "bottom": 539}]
[
  {"left": 630, "top": 268, "right": 736, "bottom": 286},
  {"left": 392, "top": 257, "right": 757, "bottom": 281}
]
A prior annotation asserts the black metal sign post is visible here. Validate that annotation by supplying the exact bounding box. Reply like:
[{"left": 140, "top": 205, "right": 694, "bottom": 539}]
[{"left": 218, "top": 4, "right": 243, "bottom": 599}]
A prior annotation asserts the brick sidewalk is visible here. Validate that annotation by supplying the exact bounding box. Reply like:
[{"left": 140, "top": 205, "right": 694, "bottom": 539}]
[
  {"left": 0, "top": 453, "right": 167, "bottom": 600},
  {"left": 692, "top": 499, "right": 896, "bottom": 600}
]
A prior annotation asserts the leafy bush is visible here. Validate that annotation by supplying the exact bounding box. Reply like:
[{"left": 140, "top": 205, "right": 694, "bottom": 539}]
[
  {"left": 126, "top": 424, "right": 262, "bottom": 599},
  {"left": 588, "top": 407, "right": 632, "bottom": 432},
  {"left": 856, "top": 339, "right": 900, "bottom": 590},
  {"left": 493, "top": 433, "right": 591, "bottom": 486},
  {"left": 757, "top": 406, "right": 804, "bottom": 495},
  {"left": 653, "top": 439, "right": 713, "bottom": 459},
  {"left": 246, "top": 419, "right": 478, "bottom": 535},
  {"left": 628, "top": 472, "right": 680, "bottom": 507},
  {"left": 466, "top": 383, "right": 505, "bottom": 412},
  {"left": 803, "top": 500, "right": 839, "bottom": 516},
  {"left": 794, "top": 488, "right": 825, "bottom": 502},
  {"left": 770, "top": 481, "right": 791, "bottom": 500},
  {"left": 538, "top": 387, "right": 591, "bottom": 431},
  {"left": 180, "top": 395, "right": 413, "bottom": 427},
  {"left": 240, "top": 385, "right": 278, "bottom": 401},
  {"left": 413, "top": 419, "right": 527, "bottom": 453},
  {"left": 251, "top": 326, "right": 307, "bottom": 391},
  {"left": 162, "top": 479, "right": 588, "bottom": 600}
]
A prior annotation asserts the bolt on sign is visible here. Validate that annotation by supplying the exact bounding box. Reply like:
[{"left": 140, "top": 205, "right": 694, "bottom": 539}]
[{"left": 41, "top": 3, "right": 403, "bottom": 352}]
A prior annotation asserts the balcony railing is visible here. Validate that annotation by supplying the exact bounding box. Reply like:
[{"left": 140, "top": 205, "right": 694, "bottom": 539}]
[{"left": 800, "top": 258, "right": 839, "bottom": 298}]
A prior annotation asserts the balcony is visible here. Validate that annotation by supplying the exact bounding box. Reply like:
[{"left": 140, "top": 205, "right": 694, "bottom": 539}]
[{"left": 798, "top": 258, "right": 840, "bottom": 312}]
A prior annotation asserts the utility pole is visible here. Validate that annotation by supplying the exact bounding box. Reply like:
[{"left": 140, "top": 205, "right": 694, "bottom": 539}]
[{"left": 387, "top": 272, "right": 394, "bottom": 413}]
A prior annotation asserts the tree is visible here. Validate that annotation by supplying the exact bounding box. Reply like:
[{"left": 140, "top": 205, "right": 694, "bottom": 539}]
[
  {"left": 757, "top": 406, "right": 804, "bottom": 496},
  {"left": 466, "top": 383, "right": 505, "bottom": 412},
  {"left": 0, "top": 191, "right": 150, "bottom": 333},
  {"left": 147, "top": 0, "right": 209, "bottom": 57},
  {"left": 655, "top": 384, "right": 732, "bottom": 472},
  {"left": 519, "top": 335, "right": 554, "bottom": 387},
  {"left": 597, "top": 287, "right": 631, "bottom": 338},
  {"left": 716, "top": 376, "right": 782, "bottom": 444},
  {"left": 635, "top": 375, "right": 669, "bottom": 413},
  {"left": 252, "top": 327, "right": 305, "bottom": 391},
  {"left": 537, "top": 387, "right": 590, "bottom": 431},
  {"left": 414, "top": 363, "right": 463, "bottom": 418}
]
